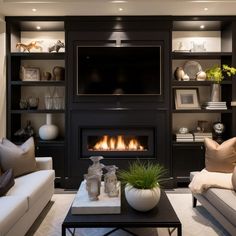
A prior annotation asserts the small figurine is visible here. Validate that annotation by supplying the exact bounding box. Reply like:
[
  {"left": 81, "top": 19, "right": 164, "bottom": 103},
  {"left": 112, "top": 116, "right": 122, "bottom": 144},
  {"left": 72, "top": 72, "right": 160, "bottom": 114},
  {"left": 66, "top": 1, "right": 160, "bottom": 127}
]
[
  {"left": 14, "top": 120, "right": 35, "bottom": 141},
  {"left": 48, "top": 40, "right": 65, "bottom": 53},
  {"left": 104, "top": 165, "right": 119, "bottom": 197},
  {"left": 213, "top": 121, "right": 225, "bottom": 144},
  {"left": 16, "top": 41, "right": 43, "bottom": 52},
  {"left": 84, "top": 174, "right": 100, "bottom": 201}
]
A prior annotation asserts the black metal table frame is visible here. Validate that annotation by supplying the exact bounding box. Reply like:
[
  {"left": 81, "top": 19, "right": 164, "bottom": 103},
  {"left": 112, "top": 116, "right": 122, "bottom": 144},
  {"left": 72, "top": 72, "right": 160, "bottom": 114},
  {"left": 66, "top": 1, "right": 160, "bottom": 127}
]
[{"left": 62, "top": 222, "right": 182, "bottom": 236}]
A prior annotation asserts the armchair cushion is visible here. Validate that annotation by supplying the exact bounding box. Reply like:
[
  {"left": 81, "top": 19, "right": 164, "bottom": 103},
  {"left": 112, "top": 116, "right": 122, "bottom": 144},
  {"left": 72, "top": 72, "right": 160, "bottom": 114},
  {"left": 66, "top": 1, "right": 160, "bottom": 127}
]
[
  {"left": 205, "top": 137, "right": 236, "bottom": 173},
  {"left": 0, "top": 137, "right": 36, "bottom": 177}
]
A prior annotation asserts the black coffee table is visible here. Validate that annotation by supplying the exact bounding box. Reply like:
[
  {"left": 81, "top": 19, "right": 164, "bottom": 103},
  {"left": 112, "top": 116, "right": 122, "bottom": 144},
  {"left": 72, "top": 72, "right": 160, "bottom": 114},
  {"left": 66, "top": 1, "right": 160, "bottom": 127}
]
[{"left": 62, "top": 190, "right": 182, "bottom": 236}]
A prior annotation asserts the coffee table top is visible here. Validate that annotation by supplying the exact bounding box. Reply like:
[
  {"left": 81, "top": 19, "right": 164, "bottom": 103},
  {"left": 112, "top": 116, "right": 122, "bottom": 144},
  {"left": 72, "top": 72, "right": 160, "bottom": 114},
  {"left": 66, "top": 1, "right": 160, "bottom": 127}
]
[{"left": 63, "top": 189, "right": 181, "bottom": 228}]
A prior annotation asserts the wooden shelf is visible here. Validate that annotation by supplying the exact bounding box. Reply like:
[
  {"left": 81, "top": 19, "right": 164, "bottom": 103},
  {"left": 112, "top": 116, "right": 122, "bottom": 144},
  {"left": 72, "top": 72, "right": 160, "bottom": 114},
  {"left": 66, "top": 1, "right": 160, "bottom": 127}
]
[
  {"left": 172, "top": 80, "right": 232, "bottom": 86},
  {"left": 172, "top": 109, "right": 232, "bottom": 113},
  {"left": 11, "top": 81, "right": 65, "bottom": 86},
  {"left": 13, "top": 137, "right": 65, "bottom": 145},
  {"left": 172, "top": 141, "right": 204, "bottom": 146},
  {"left": 10, "top": 52, "right": 65, "bottom": 60},
  {"left": 172, "top": 52, "right": 232, "bottom": 59},
  {"left": 11, "top": 109, "right": 65, "bottom": 114}
]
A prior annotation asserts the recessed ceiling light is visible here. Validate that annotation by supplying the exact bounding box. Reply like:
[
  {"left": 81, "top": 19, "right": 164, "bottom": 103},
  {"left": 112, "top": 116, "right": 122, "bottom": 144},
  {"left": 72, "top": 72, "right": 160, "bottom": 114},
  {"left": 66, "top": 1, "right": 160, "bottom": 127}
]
[
  {"left": 119, "top": 8, "right": 123, "bottom": 11},
  {"left": 204, "top": 7, "right": 208, "bottom": 11},
  {"left": 32, "top": 8, "right": 37, "bottom": 12},
  {"left": 200, "top": 25, "right": 205, "bottom": 29},
  {"left": 36, "top": 26, "right": 41, "bottom": 30}
]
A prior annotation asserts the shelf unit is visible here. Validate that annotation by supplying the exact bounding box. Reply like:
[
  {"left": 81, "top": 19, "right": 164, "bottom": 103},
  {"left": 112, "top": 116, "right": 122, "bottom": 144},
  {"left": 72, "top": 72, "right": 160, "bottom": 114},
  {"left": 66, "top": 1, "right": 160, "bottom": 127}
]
[
  {"left": 171, "top": 19, "right": 235, "bottom": 183},
  {"left": 6, "top": 17, "right": 66, "bottom": 182}
]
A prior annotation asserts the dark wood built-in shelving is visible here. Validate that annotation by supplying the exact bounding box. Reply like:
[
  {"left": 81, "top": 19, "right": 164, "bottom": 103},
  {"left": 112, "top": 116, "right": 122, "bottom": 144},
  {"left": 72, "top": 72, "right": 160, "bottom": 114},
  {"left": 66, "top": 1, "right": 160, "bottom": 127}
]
[
  {"left": 10, "top": 52, "right": 65, "bottom": 60},
  {"left": 11, "top": 81, "right": 65, "bottom": 86},
  {"left": 172, "top": 80, "right": 232, "bottom": 86},
  {"left": 172, "top": 51, "right": 232, "bottom": 59},
  {"left": 11, "top": 109, "right": 65, "bottom": 114}
]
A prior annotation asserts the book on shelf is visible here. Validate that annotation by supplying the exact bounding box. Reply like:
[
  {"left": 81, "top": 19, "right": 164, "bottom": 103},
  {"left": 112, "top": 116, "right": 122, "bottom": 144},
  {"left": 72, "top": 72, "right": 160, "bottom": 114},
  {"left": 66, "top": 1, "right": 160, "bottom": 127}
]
[
  {"left": 175, "top": 133, "right": 194, "bottom": 142},
  {"left": 202, "top": 101, "right": 227, "bottom": 110}
]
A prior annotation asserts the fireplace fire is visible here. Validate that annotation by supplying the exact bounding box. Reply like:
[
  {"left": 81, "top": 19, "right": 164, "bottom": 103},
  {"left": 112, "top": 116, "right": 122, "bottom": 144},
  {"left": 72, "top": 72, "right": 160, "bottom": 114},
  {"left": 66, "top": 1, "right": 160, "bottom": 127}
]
[
  {"left": 81, "top": 128, "right": 155, "bottom": 158},
  {"left": 91, "top": 135, "right": 146, "bottom": 152}
]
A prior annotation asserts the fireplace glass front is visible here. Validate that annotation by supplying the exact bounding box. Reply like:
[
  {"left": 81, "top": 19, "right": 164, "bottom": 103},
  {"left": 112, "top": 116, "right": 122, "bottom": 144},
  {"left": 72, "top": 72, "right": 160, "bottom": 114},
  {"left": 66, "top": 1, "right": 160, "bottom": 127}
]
[{"left": 81, "top": 128, "right": 155, "bottom": 158}]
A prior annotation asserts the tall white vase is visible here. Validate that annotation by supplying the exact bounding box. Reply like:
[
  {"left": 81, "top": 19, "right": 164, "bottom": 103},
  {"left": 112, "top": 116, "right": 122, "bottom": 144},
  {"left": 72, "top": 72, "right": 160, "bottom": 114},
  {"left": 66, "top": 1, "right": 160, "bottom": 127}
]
[
  {"left": 39, "top": 114, "right": 59, "bottom": 140},
  {"left": 210, "top": 83, "right": 221, "bottom": 102}
]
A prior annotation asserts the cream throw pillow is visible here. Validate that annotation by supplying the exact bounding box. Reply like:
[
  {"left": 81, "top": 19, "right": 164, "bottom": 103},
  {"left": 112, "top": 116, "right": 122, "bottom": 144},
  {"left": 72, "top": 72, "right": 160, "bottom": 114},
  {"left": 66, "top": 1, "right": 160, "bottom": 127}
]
[
  {"left": 0, "top": 137, "right": 36, "bottom": 177},
  {"left": 205, "top": 137, "right": 236, "bottom": 173},
  {"left": 232, "top": 166, "right": 236, "bottom": 191}
]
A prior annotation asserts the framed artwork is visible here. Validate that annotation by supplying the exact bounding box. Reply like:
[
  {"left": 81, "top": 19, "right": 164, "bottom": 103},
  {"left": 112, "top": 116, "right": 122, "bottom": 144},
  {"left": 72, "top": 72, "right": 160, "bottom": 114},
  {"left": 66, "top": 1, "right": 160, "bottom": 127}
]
[
  {"left": 20, "top": 66, "right": 40, "bottom": 81},
  {"left": 175, "top": 88, "right": 200, "bottom": 110}
]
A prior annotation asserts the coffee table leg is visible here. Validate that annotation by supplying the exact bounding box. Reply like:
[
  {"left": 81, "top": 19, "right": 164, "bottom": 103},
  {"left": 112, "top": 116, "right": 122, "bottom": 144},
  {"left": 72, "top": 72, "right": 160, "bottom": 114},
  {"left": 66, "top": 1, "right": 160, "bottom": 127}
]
[
  {"left": 61, "top": 225, "right": 66, "bottom": 236},
  {"left": 178, "top": 225, "right": 182, "bottom": 236}
]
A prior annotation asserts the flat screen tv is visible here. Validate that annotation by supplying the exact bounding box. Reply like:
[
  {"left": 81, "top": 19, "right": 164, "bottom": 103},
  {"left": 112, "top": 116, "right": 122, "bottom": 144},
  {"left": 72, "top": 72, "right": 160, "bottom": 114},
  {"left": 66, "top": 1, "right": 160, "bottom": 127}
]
[{"left": 77, "top": 46, "right": 162, "bottom": 95}]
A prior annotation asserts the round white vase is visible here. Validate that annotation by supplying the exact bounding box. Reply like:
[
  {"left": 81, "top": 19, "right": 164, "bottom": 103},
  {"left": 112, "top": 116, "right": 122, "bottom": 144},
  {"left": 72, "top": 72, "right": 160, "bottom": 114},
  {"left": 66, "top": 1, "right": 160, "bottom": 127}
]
[
  {"left": 125, "top": 184, "right": 161, "bottom": 212},
  {"left": 39, "top": 114, "right": 59, "bottom": 140}
]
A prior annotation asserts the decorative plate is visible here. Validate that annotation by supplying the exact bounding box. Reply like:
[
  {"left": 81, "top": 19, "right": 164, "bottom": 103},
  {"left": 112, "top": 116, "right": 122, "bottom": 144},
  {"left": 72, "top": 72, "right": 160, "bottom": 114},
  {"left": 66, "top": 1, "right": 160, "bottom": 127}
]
[{"left": 183, "top": 61, "right": 202, "bottom": 80}]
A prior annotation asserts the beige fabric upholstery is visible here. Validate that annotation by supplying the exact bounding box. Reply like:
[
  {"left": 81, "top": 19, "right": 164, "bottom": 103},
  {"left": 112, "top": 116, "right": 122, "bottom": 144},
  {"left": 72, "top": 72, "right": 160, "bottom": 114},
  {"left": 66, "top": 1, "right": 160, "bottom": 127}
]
[
  {"left": 205, "top": 137, "right": 236, "bottom": 173},
  {"left": 0, "top": 196, "right": 28, "bottom": 236},
  {"left": 232, "top": 166, "right": 236, "bottom": 191},
  {"left": 0, "top": 137, "right": 36, "bottom": 177},
  {"left": 6, "top": 170, "right": 55, "bottom": 208},
  {"left": 204, "top": 188, "right": 236, "bottom": 227},
  {"left": 36, "top": 157, "right": 53, "bottom": 170}
]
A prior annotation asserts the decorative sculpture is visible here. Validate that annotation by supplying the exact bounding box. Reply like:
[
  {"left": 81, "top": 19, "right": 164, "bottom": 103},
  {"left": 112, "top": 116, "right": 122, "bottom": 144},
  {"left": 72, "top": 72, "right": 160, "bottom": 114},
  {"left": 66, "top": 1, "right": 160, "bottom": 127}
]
[
  {"left": 104, "top": 165, "right": 119, "bottom": 197},
  {"left": 16, "top": 41, "right": 43, "bottom": 52},
  {"left": 48, "top": 40, "right": 65, "bottom": 53},
  {"left": 83, "top": 156, "right": 105, "bottom": 201}
]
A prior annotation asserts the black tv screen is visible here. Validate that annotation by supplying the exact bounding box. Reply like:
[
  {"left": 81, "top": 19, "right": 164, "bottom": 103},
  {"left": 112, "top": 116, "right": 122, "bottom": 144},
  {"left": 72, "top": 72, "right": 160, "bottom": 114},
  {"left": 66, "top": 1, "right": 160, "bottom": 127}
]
[{"left": 77, "top": 46, "right": 161, "bottom": 95}]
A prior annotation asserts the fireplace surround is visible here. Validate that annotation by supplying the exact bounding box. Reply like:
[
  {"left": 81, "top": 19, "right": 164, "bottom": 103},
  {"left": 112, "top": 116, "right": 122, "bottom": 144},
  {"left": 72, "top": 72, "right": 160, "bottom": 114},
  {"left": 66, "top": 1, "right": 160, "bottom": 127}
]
[{"left": 65, "top": 17, "right": 171, "bottom": 187}]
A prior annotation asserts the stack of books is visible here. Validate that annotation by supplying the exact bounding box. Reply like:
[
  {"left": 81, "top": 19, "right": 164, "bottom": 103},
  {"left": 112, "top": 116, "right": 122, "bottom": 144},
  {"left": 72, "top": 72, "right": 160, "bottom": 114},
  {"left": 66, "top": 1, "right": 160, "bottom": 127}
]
[
  {"left": 202, "top": 102, "right": 227, "bottom": 110},
  {"left": 176, "top": 133, "right": 194, "bottom": 142},
  {"left": 193, "top": 132, "right": 213, "bottom": 142}
]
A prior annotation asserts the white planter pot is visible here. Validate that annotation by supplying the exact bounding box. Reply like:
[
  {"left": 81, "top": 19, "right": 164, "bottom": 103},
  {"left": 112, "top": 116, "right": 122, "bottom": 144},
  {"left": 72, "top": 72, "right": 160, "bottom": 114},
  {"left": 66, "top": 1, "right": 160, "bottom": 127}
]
[
  {"left": 39, "top": 114, "right": 59, "bottom": 140},
  {"left": 125, "top": 184, "right": 161, "bottom": 212}
]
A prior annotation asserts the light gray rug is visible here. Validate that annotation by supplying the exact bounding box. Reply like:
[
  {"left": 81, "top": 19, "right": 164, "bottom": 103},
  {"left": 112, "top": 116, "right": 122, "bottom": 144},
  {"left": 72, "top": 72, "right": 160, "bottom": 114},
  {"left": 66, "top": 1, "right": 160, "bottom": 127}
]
[{"left": 26, "top": 191, "right": 230, "bottom": 236}]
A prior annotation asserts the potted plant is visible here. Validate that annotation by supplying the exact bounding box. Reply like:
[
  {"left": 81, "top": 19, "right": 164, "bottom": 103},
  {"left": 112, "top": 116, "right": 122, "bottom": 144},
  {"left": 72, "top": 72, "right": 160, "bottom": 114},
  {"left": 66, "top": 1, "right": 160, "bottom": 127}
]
[
  {"left": 206, "top": 64, "right": 236, "bottom": 102},
  {"left": 118, "top": 161, "right": 166, "bottom": 212}
]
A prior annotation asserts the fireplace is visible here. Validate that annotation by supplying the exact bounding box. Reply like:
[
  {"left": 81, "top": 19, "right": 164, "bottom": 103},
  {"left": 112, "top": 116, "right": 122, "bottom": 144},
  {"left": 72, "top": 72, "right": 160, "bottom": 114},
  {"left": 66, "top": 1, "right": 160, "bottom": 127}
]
[{"left": 81, "top": 128, "right": 155, "bottom": 158}]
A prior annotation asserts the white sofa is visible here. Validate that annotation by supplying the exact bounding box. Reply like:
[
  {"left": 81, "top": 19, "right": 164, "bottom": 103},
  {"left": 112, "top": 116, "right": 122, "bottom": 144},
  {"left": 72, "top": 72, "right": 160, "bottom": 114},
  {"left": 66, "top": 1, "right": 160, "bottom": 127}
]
[{"left": 0, "top": 157, "right": 55, "bottom": 236}]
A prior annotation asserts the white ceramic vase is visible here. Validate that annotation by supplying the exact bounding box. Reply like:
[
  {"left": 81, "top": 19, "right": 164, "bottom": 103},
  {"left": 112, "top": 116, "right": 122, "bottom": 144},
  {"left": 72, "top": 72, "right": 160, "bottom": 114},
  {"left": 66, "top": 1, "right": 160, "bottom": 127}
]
[
  {"left": 39, "top": 114, "right": 59, "bottom": 140},
  {"left": 125, "top": 184, "right": 161, "bottom": 212}
]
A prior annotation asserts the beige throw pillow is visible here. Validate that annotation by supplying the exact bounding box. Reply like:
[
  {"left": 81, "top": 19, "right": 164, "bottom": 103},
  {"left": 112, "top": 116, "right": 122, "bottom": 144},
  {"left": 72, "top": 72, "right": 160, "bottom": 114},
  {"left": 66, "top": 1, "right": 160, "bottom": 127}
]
[
  {"left": 0, "top": 137, "right": 36, "bottom": 177},
  {"left": 232, "top": 166, "right": 236, "bottom": 191},
  {"left": 205, "top": 137, "right": 236, "bottom": 173}
]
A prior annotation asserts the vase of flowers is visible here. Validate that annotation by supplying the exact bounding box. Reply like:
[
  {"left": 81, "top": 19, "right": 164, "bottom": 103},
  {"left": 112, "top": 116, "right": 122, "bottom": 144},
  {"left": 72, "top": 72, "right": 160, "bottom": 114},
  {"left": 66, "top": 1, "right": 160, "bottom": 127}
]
[{"left": 206, "top": 64, "right": 236, "bottom": 102}]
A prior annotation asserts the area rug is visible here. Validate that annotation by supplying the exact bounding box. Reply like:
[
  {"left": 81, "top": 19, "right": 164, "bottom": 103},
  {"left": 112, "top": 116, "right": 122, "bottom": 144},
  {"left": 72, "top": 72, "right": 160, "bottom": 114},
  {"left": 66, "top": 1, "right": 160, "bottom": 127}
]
[{"left": 26, "top": 191, "right": 230, "bottom": 236}]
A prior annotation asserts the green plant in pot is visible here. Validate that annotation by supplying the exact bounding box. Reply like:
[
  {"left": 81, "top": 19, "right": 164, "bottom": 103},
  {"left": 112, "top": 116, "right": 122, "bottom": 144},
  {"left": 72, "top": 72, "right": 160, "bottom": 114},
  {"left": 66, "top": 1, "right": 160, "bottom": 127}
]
[
  {"left": 118, "top": 161, "right": 167, "bottom": 212},
  {"left": 206, "top": 64, "right": 236, "bottom": 102}
]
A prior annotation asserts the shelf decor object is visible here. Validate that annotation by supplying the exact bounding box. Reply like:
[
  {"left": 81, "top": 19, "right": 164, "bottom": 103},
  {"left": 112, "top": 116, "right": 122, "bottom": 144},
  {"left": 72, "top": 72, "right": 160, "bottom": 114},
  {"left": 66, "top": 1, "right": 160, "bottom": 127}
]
[
  {"left": 20, "top": 66, "right": 40, "bottom": 81},
  {"left": 39, "top": 113, "right": 59, "bottom": 140},
  {"left": 174, "top": 88, "right": 200, "bottom": 110}
]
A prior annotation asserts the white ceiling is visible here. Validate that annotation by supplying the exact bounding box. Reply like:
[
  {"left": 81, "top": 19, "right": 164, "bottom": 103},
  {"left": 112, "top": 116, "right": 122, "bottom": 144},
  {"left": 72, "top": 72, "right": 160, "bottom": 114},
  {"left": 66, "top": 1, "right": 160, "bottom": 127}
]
[{"left": 1, "top": 0, "right": 236, "bottom": 17}]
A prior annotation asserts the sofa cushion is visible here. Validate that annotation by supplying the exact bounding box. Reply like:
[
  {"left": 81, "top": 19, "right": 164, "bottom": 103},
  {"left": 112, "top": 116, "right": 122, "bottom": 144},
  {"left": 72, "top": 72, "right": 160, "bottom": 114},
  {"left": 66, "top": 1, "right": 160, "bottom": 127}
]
[
  {"left": 232, "top": 166, "right": 236, "bottom": 191},
  {"left": 0, "top": 137, "right": 36, "bottom": 177},
  {"left": 204, "top": 137, "right": 236, "bottom": 173},
  {"left": 204, "top": 188, "right": 236, "bottom": 227},
  {"left": 6, "top": 170, "right": 55, "bottom": 208},
  {"left": 0, "top": 196, "right": 28, "bottom": 236},
  {"left": 0, "top": 169, "right": 15, "bottom": 196}
]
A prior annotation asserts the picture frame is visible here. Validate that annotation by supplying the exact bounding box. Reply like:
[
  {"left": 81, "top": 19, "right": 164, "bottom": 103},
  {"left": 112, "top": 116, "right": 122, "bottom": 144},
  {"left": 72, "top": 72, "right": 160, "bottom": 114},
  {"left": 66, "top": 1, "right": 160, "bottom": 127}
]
[
  {"left": 175, "top": 88, "right": 200, "bottom": 110},
  {"left": 20, "top": 66, "right": 40, "bottom": 81}
]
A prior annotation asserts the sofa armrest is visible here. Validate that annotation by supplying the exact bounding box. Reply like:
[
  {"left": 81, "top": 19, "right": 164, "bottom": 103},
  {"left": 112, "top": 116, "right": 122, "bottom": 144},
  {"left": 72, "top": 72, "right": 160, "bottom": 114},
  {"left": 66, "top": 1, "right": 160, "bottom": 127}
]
[{"left": 36, "top": 157, "right": 53, "bottom": 170}]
